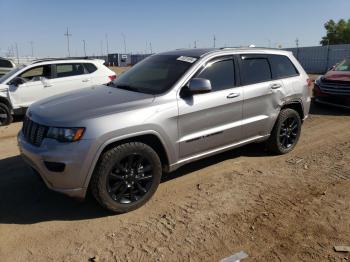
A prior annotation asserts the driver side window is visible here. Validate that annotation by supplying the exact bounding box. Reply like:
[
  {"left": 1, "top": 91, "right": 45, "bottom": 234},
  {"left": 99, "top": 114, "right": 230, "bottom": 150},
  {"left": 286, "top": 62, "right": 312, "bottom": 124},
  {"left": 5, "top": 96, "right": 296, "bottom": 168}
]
[
  {"left": 197, "top": 59, "right": 235, "bottom": 92},
  {"left": 18, "top": 65, "right": 52, "bottom": 82}
]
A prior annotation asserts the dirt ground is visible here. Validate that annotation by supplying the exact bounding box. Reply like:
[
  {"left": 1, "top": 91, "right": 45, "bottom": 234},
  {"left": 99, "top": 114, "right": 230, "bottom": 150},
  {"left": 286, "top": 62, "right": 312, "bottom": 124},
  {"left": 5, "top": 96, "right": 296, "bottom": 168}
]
[{"left": 1, "top": 86, "right": 350, "bottom": 261}]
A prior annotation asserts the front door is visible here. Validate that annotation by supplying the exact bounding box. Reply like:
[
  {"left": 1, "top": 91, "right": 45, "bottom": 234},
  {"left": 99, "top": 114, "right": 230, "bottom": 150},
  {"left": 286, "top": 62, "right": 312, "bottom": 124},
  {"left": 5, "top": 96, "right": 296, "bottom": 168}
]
[
  {"left": 8, "top": 64, "right": 53, "bottom": 107},
  {"left": 177, "top": 57, "right": 243, "bottom": 159}
]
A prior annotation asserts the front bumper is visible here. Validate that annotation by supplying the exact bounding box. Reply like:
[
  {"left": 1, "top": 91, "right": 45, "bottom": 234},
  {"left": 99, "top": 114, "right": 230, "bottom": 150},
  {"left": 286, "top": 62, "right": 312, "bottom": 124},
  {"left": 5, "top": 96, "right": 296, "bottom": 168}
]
[
  {"left": 18, "top": 131, "right": 94, "bottom": 199},
  {"left": 313, "top": 84, "right": 350, "bottom": 109}
]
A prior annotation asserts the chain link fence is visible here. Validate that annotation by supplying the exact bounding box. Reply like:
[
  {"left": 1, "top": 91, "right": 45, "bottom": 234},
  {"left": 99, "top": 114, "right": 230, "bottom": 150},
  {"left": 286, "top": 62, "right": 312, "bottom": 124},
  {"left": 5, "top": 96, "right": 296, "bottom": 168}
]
[{"left": 285, "top": 44, "right": 350, "bottom": 74}]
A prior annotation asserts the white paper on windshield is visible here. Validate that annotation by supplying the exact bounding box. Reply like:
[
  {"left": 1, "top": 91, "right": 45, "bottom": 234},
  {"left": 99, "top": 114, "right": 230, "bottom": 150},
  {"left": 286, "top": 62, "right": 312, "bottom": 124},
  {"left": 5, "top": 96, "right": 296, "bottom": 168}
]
[{"left": 177, "top": 56, "right": 197, "bottom": 63}]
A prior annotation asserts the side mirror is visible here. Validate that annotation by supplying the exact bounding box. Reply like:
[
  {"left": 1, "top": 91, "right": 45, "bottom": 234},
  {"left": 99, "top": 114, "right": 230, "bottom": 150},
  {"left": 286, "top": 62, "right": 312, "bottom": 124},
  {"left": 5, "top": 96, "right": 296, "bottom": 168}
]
[
  {"left": 10, "top": 77, "right": 24, "bottom": 86},
  {"left": 188, "top": 78, "right": 212, "bottom": 94}
]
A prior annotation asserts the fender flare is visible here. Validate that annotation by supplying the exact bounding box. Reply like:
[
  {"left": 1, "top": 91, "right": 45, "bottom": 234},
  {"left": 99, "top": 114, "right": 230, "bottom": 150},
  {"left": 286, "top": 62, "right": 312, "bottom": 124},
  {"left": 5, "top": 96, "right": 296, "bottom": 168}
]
[{"left": 82, "top": 130, "right": 172, "bottom": 189}]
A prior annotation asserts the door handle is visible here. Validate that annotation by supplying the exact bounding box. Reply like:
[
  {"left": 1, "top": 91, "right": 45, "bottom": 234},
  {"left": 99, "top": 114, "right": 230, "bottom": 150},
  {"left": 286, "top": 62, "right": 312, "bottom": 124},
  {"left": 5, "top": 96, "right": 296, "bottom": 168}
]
[
  {"left": 227, "top": 93, "right": 240, "bottom": 99},
  {"left": 82, "top": 79, "right": 90, "bottom": 82},
  {"left": 270, "top": 83, "right": 282, "bottom": 89}
]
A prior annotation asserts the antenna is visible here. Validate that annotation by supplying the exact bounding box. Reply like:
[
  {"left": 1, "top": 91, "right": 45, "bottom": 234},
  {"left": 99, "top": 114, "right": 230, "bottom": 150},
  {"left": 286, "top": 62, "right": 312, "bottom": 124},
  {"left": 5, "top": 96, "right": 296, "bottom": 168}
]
[{"left": 64, "top": 27, "right": 72, "bottom": 57}]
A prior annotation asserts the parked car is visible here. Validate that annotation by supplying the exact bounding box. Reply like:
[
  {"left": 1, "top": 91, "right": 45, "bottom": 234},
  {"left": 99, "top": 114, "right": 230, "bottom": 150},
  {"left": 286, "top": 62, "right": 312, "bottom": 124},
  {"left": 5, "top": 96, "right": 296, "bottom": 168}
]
[
  {"left": 0, "top": 58, "right": 116, "bottom": 125},
  {"left": 18, "top": 48, "right": 311, "bottom": 213},
  {"left": 314, "top": 58, "right": 350, "bottom": 109},
  {"left": 0, "top": 57, "right": 16, "bottom": 77}
]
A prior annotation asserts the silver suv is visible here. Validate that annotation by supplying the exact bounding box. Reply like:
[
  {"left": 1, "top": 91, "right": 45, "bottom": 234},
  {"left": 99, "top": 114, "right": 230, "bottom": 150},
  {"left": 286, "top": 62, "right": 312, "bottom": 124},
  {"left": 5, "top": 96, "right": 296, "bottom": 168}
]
[{"left": 18, "top": 48, "right": 311, "bottom": 213}]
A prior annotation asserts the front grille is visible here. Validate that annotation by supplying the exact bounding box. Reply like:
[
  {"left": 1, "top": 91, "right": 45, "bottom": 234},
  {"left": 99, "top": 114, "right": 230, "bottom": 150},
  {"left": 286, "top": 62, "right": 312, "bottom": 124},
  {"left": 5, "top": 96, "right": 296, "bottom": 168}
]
[
  {"left": 319, "top": 79, "right": 350, "bottom": 95},
  {"left": 22, "top": 116, "right": 48, "bottom": 147}
]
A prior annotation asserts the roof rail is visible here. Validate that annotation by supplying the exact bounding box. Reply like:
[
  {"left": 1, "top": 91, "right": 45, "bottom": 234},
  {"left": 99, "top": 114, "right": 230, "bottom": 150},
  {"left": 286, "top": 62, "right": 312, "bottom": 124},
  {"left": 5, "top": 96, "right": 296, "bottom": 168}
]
[
  {"left": 219, "top": 46, "right": 282, "bottom": 51},
  {"left": 31, "top": 57, "right": 92, "bottom": 64}
]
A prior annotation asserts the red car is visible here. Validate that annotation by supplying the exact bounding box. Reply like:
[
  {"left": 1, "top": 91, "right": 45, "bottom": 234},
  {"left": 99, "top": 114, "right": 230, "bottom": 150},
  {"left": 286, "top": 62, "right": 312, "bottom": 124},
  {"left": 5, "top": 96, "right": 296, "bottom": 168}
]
[{"left": 314, "top": 58, "right": 350, "bottom": 109}]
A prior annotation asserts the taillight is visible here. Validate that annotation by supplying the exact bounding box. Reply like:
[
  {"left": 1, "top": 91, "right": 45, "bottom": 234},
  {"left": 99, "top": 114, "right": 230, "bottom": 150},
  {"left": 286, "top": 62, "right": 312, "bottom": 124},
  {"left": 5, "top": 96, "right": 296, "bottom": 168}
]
[{"left": 108, "top": 75, "right": 116, "bottom": 81}]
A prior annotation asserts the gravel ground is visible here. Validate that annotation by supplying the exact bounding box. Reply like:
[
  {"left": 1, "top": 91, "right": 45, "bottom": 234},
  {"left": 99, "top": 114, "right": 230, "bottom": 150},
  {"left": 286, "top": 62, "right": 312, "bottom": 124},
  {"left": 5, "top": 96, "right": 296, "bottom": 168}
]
[{"left": 0, "top": 84, "right": 349, "bottom": 261}]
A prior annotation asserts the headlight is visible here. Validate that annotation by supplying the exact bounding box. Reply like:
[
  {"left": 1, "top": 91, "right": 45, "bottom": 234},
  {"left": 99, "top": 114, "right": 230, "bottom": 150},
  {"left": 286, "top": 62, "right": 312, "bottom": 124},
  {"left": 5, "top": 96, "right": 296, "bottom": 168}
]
[{"left": 46, "top": 127, "right": 85, "bottom": 142}]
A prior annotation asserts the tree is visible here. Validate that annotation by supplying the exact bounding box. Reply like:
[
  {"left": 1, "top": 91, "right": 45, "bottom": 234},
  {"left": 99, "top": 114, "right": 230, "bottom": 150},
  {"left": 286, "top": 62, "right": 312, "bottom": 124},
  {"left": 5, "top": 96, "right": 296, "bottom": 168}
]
[{"left": 320, "top": 19, "right": 350, "bottom": 45}]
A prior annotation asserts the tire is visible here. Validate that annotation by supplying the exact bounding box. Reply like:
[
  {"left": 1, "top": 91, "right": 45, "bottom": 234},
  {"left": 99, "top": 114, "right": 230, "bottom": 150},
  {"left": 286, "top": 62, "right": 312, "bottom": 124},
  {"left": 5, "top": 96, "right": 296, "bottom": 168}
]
[
  {"left": 90, "top": 142, "right": 162, "bottom": 213},
  {"left": 0, "top": 102, "right": 13, "bottom": 126},
  {"left": 267, "top": 108, "right": 301, "bottom": 154}
]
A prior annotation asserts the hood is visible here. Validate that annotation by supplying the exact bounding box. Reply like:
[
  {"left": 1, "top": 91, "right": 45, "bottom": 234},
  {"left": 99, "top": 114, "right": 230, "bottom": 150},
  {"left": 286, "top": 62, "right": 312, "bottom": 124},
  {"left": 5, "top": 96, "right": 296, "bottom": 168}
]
[
  {"left": 324, "top": 70, "right": 350, "bottom": 82},
  {"left": 29, "top": 85, "right": 155, "bottom": 125}
]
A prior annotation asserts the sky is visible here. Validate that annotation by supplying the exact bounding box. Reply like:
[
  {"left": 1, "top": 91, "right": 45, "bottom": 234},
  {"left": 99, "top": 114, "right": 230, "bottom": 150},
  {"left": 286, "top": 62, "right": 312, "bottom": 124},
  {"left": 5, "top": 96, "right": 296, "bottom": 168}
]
[{"left": 1, "top": 0, "right": 350, "bottom": 58}]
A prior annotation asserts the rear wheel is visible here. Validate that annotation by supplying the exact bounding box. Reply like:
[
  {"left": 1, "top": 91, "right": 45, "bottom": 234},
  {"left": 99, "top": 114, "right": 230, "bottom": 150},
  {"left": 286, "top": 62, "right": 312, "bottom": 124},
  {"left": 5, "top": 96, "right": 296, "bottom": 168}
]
[
  {"left": 91, "top": 142, "right": 162, "bottom": 213},
  {"left": 0, "top": 102, "right": 13, "bottom": 126},
  {"left": 267, "top": 108, "right": 301, "bottom": 154}
]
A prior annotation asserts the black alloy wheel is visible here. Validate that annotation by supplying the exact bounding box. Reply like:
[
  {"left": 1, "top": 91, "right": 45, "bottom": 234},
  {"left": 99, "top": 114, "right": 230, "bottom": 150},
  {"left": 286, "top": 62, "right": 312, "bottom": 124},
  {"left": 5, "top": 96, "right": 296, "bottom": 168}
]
[
  {"left": 91, "top": 142, "right": 162, "bottom": 213},
  {"left": 107, "top": 153, "right": 154, "bottom": 204},
  {"left": 279, "top": 116, "right": 299, "bottom": 149}
]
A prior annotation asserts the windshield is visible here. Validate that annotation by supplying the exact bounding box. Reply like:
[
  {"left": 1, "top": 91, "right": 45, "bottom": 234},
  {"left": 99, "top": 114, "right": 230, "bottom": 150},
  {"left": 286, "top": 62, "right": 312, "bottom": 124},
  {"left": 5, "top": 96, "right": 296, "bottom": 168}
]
[
  {"left": 334, "top": 59, "right": 350, "bottom": 72},
  {"left": 111, "top": 54, "right": 198, "bottom": 94},
  {"left": 0, "top": 65, "right": 25, "bottom": 84}
]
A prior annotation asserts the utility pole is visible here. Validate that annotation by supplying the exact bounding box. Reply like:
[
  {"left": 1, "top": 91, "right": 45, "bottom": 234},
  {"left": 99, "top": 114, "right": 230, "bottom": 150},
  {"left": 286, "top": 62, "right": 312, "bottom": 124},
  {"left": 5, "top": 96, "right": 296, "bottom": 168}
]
[
  {"left": 15, "top": 43, "right": 19, "bottom": 64},
  {"left": 100, "top": 40, "right": 103, "bottom": 57},
  {"left": 64, "top": 27, "right": 72, "bottom": 57},
  {"left": 213, "top": 35, "right": 216, "bottom": 48},
  {"left": 295, "top": 38, "right": 299, "bottom": 60},
  {"left": 150, "top": 42, "right": 153, "bottom": 54},
  {"left": 105, "top": 34, "right": 109, "bottom": 63},
  {"left": 105, "top": 34, "right": 109, "bottom": 55},
  {"left": 194, "top": 40, "right": 197, "bottom": 48},
  {"left": 29, "top": 41, "right": 34, "bottom": 57},
  {"left": 82, "top": 40, "right": 86, "bottom": 57},
  {"left": 121, "top": 33, "right": 126, "bottom": 53}
]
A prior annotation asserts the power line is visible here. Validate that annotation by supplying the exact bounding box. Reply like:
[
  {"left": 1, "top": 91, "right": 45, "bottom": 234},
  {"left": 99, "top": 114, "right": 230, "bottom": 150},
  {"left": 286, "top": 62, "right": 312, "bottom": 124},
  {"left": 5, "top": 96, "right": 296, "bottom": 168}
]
[{"left": 64, "top": 27, "right": 72, "bottom": 57}]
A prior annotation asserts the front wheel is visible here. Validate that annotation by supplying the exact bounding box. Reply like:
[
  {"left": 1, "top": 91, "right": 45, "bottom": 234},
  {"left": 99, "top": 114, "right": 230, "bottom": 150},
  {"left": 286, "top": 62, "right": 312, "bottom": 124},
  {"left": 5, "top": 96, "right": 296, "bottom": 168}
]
[
  {"left": 90, "top": 142, "right": 162, "bottom": 213},
  {"left": 0, "top": 102, "right": 13, "bottom": 126},
  {"left": 267, "top": 108, "right": 301, "bottom": 154}
]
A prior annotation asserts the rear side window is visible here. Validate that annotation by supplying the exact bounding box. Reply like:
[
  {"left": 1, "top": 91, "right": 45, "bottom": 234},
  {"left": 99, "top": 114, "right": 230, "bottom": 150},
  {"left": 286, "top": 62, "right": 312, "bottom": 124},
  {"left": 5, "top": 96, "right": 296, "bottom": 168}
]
[
  {"left": 84, "top": 63, "right": 97, "bottom": 73},
  {"left": 197, "top": 59, "right": 235, "bottom": 92},
  {"left": 269, "top": 55, "right": 298, "bottom": 79},
  {"left": 55, "top": 63, "right": 85, "bottom": 78},
  {"left": 240, "top": 57, "right": 271, "bottom": 85},
  {"left": 0, "top": 59, "right": 13, "bottom": 68}
]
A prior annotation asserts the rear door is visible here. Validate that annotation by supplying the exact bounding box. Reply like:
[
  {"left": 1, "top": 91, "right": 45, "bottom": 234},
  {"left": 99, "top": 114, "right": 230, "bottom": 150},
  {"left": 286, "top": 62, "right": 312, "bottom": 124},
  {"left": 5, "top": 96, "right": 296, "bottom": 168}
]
[
  {"left": 238, "top": 54, "right": 284, "bottom": 139},
  {"left": 268, "top": 54, "right": 300, "bottom": 96},
  {"left": 177, "top": 56, "right": 243, "bottom": 159},
  {"left": 48, "top": 63, "right": 90, "bottom": 97}
]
